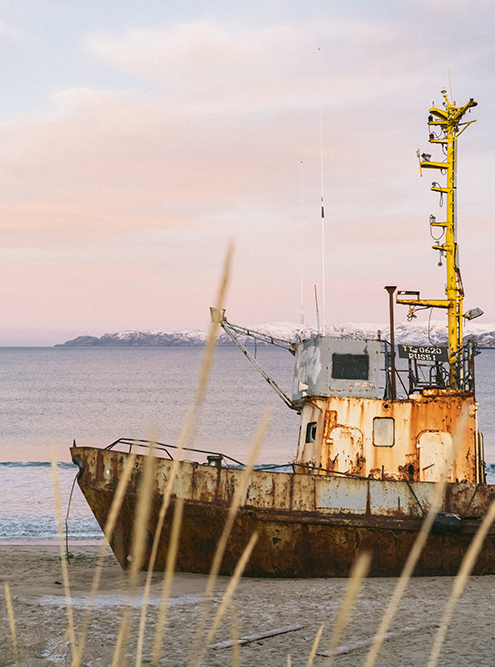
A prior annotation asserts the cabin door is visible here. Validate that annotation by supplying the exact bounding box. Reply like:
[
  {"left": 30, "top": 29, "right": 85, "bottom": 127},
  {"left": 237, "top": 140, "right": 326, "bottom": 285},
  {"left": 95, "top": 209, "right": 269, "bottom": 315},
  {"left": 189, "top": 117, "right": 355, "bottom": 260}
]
[
  {"left": 417, "top": 431, "right": 453, "bottom": 482},
  {"left": 324, "top": 426, "right": 364, "bottom": 475}
]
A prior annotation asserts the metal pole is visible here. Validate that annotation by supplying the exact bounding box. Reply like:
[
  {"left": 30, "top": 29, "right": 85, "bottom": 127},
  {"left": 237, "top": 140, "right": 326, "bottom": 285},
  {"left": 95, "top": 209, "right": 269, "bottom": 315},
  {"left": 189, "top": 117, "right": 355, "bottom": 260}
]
[{"left": 385, "top": 286, "right": 397, "bottom": 400}]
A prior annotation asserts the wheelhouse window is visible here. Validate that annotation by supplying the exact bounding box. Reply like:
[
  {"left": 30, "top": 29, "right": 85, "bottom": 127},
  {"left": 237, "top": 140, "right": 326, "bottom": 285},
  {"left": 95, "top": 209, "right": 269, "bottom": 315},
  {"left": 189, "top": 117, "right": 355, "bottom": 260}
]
[
  {"left": 305, "top": 421, "right": 317, "bottom": 443},
  {"left": 373, "top": 417, "right": 395, "bottom": 447},
  {"left": 332, "top": 353, "right": 369, "bottom": 380}
]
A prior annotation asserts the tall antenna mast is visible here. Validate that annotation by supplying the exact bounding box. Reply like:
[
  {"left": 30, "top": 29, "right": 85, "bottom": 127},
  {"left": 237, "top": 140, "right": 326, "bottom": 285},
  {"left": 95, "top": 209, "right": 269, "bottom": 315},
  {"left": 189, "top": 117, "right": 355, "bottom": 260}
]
[
  {"left": 318, "top": 47, "right": 326, "bottom": 335},
  {"left": 314, "top": 284, "right": 320, "bottom": 334},
  {"left": 300, "top": 160, "right": 305, "bottom": 332}
]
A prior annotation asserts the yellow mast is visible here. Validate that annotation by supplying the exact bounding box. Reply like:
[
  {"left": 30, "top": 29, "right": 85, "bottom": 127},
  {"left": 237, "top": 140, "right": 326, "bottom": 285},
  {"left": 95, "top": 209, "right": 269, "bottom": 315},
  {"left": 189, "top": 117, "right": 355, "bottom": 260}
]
[{"left": 397, "top": 90, "right": 478, "bottom": 387}]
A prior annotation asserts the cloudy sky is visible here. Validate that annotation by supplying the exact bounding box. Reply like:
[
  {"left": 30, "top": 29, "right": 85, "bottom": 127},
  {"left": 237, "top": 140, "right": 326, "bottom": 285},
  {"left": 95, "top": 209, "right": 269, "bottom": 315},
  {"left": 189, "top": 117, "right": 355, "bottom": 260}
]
[{"left": 0, "top": 0, "right": 493, "bottom": 344}]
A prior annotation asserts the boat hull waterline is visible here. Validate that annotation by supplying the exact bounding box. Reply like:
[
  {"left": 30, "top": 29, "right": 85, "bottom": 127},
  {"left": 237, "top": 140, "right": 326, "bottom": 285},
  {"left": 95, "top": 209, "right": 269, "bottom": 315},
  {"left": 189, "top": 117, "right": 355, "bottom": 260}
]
[{"left": 71, "top": 447, "right": 495, "bottom": 578}]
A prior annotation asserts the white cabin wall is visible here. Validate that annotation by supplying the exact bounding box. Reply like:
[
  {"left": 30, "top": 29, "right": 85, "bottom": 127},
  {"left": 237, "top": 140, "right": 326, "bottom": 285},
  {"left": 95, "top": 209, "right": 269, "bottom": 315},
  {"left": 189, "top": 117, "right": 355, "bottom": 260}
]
[{"left": 294, "top": 393, "right": 477, "bottom": 483}]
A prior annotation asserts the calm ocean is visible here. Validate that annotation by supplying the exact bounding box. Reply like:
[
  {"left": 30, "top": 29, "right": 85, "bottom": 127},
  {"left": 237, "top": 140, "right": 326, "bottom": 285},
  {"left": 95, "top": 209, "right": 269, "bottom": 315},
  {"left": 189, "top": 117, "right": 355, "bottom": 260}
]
[{"left": 0, "top": 346, "right": 493, "bottom": 542}]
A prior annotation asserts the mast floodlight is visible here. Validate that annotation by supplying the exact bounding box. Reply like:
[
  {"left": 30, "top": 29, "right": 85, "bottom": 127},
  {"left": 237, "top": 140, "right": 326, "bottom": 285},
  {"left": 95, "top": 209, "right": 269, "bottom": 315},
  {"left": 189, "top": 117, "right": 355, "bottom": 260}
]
[{"left": 464, "top": 308, "right": 484, "bottom": 321}]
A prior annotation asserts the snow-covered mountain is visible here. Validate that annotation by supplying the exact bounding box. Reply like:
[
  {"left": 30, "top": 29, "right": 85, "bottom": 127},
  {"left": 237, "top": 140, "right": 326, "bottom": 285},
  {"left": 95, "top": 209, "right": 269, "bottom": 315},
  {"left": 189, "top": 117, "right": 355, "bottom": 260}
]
[{"left": 56, "top": 321, "right": 495, "bottom": 348}]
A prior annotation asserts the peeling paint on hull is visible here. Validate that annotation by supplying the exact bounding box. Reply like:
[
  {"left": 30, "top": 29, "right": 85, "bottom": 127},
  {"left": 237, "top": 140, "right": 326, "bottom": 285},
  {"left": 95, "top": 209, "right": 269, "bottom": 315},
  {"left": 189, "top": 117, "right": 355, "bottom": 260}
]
[{"left": 71, "top": 446, "right": 495, "bottom": 578}]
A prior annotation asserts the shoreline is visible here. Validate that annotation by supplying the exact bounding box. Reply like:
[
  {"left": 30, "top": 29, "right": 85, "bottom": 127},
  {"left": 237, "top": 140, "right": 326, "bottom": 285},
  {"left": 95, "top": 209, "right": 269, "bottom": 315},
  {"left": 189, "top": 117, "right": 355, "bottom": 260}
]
[{"left": 1, "top": 544, "right": 495, "bottom": 666}]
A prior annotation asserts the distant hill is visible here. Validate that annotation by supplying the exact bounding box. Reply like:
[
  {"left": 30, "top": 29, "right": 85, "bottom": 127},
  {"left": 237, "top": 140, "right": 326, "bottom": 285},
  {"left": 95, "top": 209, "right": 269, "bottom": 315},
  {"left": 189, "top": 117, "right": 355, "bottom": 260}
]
[{"left": 56, "top": 321, "right": 495, "bottom": 348}]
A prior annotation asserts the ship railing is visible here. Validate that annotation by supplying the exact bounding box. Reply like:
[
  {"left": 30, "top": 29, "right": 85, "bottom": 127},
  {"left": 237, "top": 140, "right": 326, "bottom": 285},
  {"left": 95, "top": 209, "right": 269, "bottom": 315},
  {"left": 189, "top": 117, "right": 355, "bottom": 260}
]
[
  {"left": 104, "top": 437, "right": 246, "bottom": 468},
  {"left": 103, "top": 439, "right": 374, "bottom": 479},
  {"left": 452, "top": 339, "right": 479, "bottom": 393},
  {"left": 382, "top": 339, "right": 478, "bottom": 397},
  {"left": 103, "top": 439, "right": 413, "bottom": 481},
  {"left": 404, "top": 358, "right": 449, "bottom": 395},
  {"left": 382, "top": 340, "right": 418, "bottom": 399}
]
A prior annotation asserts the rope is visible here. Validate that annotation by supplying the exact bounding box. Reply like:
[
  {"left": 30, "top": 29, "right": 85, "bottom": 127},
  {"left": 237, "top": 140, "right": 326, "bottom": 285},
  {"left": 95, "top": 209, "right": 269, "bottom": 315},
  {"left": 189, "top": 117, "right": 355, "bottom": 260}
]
[
  {"left": 429, "top": 222, "right": 445, "bottom": 243},
  {"left": 65, "top": 472, "right": 78, "bottom": 564},
  {"left": 405, "top": 480, "right": 426, "bottom": 517},
  {"left": 427, "top": 307, "right": 434, "bottom": 345}
]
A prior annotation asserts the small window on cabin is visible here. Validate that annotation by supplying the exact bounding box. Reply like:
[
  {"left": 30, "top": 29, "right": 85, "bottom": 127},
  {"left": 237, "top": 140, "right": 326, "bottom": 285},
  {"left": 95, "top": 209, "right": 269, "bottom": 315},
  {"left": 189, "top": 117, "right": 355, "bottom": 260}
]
[
  {"left": 305, "top": 421, "right": 317, "bottom": 443},
  {"left": 373, "top": 417, "right": 395, "bottom": 447},
  {"left": 331, "top": 353, "right": 369, "bottom": 380}
]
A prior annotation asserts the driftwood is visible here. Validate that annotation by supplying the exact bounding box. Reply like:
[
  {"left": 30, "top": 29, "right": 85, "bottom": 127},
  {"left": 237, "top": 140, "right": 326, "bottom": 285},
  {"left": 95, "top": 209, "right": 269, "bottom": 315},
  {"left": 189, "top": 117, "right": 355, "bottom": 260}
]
[
  {"left": 210, "top": 624, "right": 304, "bottom": 649},
  {"left": 316, "top": 624, "right": 439, "bottom": 657}
]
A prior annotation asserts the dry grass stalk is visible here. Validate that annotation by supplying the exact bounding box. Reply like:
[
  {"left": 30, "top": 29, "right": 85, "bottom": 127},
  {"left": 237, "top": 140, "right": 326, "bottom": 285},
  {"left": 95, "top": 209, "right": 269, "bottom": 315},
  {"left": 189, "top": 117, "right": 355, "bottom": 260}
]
[
  {"left": 4, "top": 582, "right": 20, "bottom": 666},
  {"left": 427, "top": 496, "right": 495, "bottom": 667},
  {"left": 207, "top": 407, "right": 270, "bottom": 595},
  {"left": 306, "top": 625, "right": 323, "bottom": 667},
  {"left": 192, "top": 530, "right": 258, "bottom": 667},
  {"left": 186, "top": 408, "right": 270, "bottom": 667},
  {"left": 111, "top": 442, "right": 156, "bottom": 667},
  {"left": 150, "top": 497, "right": 185, "bottom": 667},
  {"left": 306, "top": 624, "right": 324, "bottom": 667},
  {"left": 131, "top": 441, "right": 157, "bottom": 577},
  {"left": 111, "top": 617, "right": 130, "bottom": 667},
  {"left": 229, "top": 604, "right": 241, "bottom": 667},
  {"left": 363, "top": 405, "right": 470, "bottom": 667},
  {"left": 196, "top": 241, "right": 233, "bottom": 407},
  {"left": 133, "top": 441, "right": 159, "bottom": 667},
  {"left": 323, "top": 552, "right": 371, "bottom": 665},
  {"left": 71, "top": 453, "right": 137, "bottom": 667},
  {"left": 50, "top": 447, "right": 76, "bottom": 660},
  {"left": 135, "top": 409, "right": 192, "bottom": 666},
  {"left": 137, "top": 245, "right": 233, "bottom": 664}
]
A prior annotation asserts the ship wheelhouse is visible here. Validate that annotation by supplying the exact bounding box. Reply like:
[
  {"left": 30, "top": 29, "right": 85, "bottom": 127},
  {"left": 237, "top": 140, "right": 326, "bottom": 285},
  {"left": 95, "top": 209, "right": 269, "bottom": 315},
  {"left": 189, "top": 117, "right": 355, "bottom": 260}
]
[{"left": 292, "top": 335, "right": 483, "bottom": 484}]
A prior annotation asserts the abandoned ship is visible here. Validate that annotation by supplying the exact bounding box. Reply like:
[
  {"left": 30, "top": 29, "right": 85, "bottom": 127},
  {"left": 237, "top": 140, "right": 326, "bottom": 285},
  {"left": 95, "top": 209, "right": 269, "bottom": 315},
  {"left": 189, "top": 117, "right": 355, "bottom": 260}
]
[{"left": 71, "top": 90, "right": 495, "bottom": 577}]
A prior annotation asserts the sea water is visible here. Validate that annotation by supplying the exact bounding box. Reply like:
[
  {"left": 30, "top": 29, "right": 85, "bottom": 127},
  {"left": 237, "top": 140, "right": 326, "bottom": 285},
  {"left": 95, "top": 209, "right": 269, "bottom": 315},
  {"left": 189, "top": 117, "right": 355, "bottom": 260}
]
[{"left": 0, "top": 346, "right": 493, "bottom": 542}]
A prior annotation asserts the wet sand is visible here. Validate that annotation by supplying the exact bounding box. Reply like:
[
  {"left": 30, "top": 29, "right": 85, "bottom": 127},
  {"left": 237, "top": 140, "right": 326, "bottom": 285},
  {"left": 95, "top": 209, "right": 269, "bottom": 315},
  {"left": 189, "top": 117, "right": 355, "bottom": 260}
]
[{"left": 1, "top": 543, "right": 495, "bottom": 666}]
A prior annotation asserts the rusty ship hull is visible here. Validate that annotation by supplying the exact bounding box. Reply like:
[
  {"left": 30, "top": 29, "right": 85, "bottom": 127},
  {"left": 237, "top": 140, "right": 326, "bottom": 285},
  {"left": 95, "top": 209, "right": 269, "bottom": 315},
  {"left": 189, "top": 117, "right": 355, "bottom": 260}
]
[{"left": 71, "top": 445, "right": 495, "bottom": 578}]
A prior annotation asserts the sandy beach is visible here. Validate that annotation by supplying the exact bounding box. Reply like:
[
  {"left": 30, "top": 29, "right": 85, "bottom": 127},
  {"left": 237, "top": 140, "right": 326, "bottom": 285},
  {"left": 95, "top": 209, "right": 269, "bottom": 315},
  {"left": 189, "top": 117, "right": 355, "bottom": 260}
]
[{"left": 1, "top": 543, "right": 495, "bottom": 666}]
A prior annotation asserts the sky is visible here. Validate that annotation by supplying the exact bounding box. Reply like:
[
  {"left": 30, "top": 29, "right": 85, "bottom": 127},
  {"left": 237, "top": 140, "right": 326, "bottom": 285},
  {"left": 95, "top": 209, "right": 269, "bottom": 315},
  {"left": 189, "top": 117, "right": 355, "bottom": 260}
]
[{"left": 0, "top": 0, "right": 493, "bottom": 345}]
